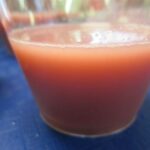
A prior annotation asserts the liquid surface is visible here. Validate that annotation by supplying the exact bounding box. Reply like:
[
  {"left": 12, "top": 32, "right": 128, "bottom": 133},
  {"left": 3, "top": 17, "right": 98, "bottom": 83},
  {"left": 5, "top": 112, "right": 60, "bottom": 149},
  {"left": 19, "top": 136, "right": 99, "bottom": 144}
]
[{"left": 9, "top": 23, "right": 150, "bottom": 47}]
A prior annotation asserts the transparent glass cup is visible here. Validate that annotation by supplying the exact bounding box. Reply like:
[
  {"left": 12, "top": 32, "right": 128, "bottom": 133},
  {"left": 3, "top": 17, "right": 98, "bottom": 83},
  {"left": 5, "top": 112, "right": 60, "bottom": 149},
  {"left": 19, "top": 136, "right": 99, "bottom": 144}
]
[{"left": 0, "top": 0, "right": 150, "bottom": 137}]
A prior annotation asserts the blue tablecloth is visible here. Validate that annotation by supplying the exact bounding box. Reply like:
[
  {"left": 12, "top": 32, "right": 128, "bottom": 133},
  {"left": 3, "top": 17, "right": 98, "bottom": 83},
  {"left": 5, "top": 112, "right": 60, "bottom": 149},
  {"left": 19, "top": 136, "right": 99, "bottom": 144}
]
[{"left": 0, "top": 38, "right": 150, "bottom": 150}]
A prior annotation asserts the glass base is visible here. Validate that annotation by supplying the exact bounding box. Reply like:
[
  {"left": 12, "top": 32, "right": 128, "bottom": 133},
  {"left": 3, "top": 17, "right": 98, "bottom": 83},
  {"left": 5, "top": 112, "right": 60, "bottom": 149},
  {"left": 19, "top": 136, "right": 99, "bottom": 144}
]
[{"left": 41, "top": 113, "right": 136, "bottom": 138}]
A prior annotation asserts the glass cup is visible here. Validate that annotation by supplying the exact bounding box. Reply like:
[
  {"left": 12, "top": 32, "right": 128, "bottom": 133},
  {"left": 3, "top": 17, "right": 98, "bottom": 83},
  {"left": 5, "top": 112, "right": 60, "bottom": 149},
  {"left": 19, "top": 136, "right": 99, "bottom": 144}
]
[{"left": 0, "top": 0, "right": 150, "bottom": 137}]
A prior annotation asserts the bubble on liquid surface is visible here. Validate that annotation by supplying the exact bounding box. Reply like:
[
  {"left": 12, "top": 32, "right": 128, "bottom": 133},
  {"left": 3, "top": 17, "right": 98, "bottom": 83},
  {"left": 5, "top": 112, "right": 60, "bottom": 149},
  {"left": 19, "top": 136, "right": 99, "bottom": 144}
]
[{"left": 90, "top": 30, "right": 145, "bottom": 44}]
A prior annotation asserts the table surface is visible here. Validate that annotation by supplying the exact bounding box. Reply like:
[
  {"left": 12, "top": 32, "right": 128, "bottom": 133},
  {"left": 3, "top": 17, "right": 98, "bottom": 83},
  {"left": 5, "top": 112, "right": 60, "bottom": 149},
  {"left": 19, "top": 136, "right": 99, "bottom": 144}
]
[{"left": 0, "top": 37, "right": 150, "bottom": 150}]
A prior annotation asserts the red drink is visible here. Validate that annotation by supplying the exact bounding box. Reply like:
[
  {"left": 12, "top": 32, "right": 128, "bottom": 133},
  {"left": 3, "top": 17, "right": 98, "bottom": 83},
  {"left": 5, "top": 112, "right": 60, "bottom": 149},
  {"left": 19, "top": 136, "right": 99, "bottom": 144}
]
[{"left": 9, "top": 23, "right": 150, "bottom": 136}]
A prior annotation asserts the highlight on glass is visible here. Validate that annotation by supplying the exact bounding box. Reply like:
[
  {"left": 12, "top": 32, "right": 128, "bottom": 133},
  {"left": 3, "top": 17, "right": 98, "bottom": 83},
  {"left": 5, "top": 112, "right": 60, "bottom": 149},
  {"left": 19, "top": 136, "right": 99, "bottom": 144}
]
[{"left": 0, "top": 0, "right": 150, "bottom": 137}]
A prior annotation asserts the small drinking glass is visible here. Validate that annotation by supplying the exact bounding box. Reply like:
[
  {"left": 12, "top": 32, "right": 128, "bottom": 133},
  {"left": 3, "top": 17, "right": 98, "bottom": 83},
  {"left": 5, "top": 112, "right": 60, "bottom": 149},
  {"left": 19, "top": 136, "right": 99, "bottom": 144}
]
[{"left": 0, "top": 0, "right": 150, "bottom": 137}]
